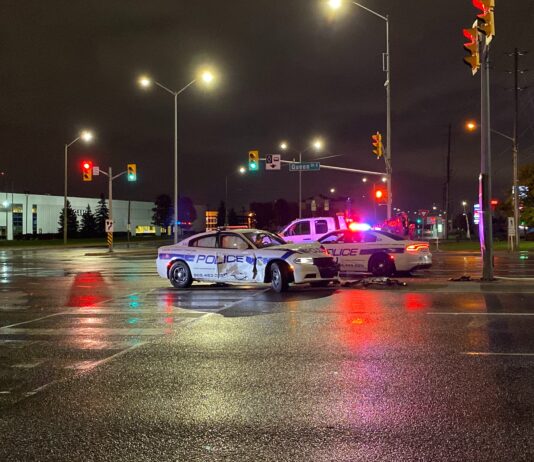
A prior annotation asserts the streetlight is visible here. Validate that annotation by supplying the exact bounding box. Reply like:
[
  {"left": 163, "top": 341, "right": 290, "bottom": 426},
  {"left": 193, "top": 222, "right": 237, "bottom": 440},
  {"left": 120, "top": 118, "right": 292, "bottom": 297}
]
[
  {"left": 225, "top": 166, "right": 246, "bottom": 226},
  {"left": 467, "top": 120, "right": 519, "bottom": 249},
  {"left": 280, "top": 138, "right": 324, "bottom": 218},
  {"left": 462, "top": 201, "right": 471, "bottom": 240},
  {"left": 330, "top": 188, "right": 336, "bottom": 194},
  {"left": 362, "top": 177, "right": 368, "bottom": 183},
  {"left": 64, "top": 130, "right": 94, "bottom": 244},
  {"left": 327, "top": 0, "right": 392, "bottom": 220},
  {"left": 381, "top": 176, "right": 387, "bottom": 183},
  {"left": 138, "top": 67, "right": 216, "bottom": 243}
]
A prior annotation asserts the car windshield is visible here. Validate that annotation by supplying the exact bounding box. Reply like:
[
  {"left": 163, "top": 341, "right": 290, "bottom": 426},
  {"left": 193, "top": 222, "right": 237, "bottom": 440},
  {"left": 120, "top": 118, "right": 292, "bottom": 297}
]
[
  {"left": 375, "top": 230, "right": 407, "bottom": 241},
  {"left": 244, "top": 231, "right": 286, "bottom": 248}
]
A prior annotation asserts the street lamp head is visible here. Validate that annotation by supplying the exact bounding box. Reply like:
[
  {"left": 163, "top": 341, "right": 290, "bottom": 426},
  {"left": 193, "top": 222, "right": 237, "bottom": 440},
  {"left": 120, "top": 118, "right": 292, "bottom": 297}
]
[
  {"left": 138, "top": 75, "right": 152, "bottom": 89},
  {"left": 312, "top": 138, "right": 324, "bottom": 150},
  {"left": 201, "top": 70, "right": 214, "bottom": 84},
  {"left": 466, "top": 120, "right": 477, "bottom": 132},
  {"left": 462, "top": 201, "right": 467, "bottom": 206},
  {"left": 280, "top": 142, "right": 288, "bottom": 151},
  {"left": 362, "top": 177, "right": 368, "bottom": 183},
  {"left": 381, "top": 176, "right": 387, "bottom": 183},
  {"left": 330, "top": 188, "right": 336, "bottom": 194},
  {"left": 238, "top": 166, "right": 246, "bottom": 174},
  {"left": 80, "top": 130, "right": 94, "bottom": 143},
  {"left": 328, "top": 0, "right": 342, "bottom": 10}
]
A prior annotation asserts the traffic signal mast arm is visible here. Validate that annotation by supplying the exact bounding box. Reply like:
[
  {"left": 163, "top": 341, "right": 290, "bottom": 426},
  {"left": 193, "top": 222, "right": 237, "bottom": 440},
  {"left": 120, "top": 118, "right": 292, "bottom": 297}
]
[
  {"left": 97, "top": 168, "right": 129, "bottom": 181},
  {"left": 259, "top": 157, "right": 386, "bottom": 177}
]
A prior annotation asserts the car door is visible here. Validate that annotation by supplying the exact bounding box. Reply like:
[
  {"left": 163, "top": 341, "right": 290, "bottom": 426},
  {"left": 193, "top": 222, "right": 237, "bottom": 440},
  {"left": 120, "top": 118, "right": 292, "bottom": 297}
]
[
  {"left": 313, "top": 219, "right": 330, "bottom": 240},
  {"left": 321, "top": 231, "right": 361, "bottom": 272},
  {"left": 283, "top": 220, "right": 312, "bottom": 243},
  {"left": 216, "top": 233, "right": 257, "bottom": 282},
  {"left": 187, "top": 234, "right": 218, "bottom": 280}
]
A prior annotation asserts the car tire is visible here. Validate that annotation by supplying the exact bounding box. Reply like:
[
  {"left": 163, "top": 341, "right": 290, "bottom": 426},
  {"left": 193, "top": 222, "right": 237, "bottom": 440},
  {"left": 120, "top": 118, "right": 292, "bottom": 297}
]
[
  {"left": 271, "top": 262, "right": 289, "bottom": 293},
  {"left": 310, "top": 281, "right": 330, "bottom": 288},
  {"left": 368, "top": 253, "right": 395, "bottom": 277},
  {"left": 169, "top": 261, "right": 193, "bottom": 289}
]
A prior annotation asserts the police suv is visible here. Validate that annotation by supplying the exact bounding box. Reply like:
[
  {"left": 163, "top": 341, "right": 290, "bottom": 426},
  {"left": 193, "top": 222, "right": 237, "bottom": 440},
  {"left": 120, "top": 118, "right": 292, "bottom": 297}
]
[
  {"left": 318, "top": 228, "right": 432, "bottom": 276},
  {"left": 157, "top": 228, "right": 339, "bottom": 292}
]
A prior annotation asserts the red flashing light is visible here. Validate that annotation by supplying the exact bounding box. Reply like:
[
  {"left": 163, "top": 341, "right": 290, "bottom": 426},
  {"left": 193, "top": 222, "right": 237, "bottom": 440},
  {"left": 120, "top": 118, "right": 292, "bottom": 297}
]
[{"left": 490, "top": 199, "right": 499, "bottom": 206}]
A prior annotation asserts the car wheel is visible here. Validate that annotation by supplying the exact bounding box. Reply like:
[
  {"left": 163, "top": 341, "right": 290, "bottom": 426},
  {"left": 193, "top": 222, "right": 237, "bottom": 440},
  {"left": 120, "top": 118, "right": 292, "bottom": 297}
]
[
  {"left": 169, "top": 261, "right": 193, "bottom": 289},
  {"left": 368, "top": 253, "right": 395, "bottom": 277},
  {"left": 271, "top": 262, "right": 289, "bottom": 293},
  {"left": 310, "top": 281, "right": 330, "bottom": 288}
]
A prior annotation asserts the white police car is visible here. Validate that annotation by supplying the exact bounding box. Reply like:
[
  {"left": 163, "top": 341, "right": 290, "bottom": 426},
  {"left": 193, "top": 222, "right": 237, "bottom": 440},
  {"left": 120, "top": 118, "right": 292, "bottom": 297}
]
[
  {"left": 318, "top": 228, "right": 432, "bottom": 276},
  {"left": 157, "top": 228, "right": 339, "bottom": 292}
]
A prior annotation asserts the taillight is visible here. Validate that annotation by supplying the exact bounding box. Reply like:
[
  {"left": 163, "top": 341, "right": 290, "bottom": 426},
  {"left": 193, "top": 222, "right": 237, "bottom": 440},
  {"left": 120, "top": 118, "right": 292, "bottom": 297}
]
[{"left": 406, "top": 243, "right": 429, "bottom": 252}]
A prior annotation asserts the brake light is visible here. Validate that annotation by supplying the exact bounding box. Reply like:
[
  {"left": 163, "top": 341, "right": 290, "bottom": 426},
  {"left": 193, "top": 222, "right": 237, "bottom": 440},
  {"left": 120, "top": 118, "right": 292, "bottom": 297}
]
[{"left": 406, "top": 243, "right": 429, "bottom": 252}]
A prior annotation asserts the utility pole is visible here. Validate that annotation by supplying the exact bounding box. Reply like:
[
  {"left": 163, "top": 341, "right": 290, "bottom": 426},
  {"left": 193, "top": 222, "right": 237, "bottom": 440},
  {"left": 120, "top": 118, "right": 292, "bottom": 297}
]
[
  {"left": 511, "top": 47, "right": 521, "bottom": 250},
  {"left": 480, "top": 39, "right": 494, "bottom": 281},
  {"left": 444, "top": 124, "right": 452, "bottom": 240}
]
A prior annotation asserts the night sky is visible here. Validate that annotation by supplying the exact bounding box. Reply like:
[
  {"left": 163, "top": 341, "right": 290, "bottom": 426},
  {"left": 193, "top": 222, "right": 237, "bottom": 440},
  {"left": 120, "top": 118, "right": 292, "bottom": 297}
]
[{"left": 2, "top": 0, "right": 534, "bottom": 218}]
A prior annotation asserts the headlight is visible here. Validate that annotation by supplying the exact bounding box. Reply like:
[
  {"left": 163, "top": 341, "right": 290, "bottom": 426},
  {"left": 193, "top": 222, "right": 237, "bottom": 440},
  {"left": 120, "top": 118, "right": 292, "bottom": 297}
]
[{"left": 294, "top": 257, "right": 314, "bottom": 265}]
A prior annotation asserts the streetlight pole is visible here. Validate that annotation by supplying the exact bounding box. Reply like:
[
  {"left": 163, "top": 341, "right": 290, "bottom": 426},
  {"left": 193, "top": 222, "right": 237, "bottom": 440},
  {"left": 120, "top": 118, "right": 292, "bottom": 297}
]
[
  {"left": 462, "top": 201, "right": 471, "bottom": 240},
  {"left": 64, "top": 130, "right": 93, "bottom": 244},
  {"left": 225, "top": 166, "right": 246, "bottom": 225},
  {"left": 330, "top": 1, "right": 392, "bottom": 219},
  {"left": 138, "top": 71, "right": 214, "bottom": 244}
]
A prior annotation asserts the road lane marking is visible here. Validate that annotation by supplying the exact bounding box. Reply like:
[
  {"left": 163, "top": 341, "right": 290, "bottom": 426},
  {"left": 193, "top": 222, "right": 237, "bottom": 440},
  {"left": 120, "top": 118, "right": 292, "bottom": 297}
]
[
  {"left": 0, "top": 311, "right": 69, "bottom": 329},
  {"left": 216, "top": 288, "right": 271, "bottom": 313},
  {"left": 427, "top": 312, "right": 534, "bottom": 316},
  {"left": 462, "top": 352, "right": 534, "bottom": 357}
]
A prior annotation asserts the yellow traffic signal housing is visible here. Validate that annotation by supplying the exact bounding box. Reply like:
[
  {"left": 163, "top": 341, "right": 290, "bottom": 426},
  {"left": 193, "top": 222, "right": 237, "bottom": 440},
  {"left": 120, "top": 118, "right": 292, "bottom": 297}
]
[
  {"left": 127, "top": 163, "right": 137, "bottom": 181},
  {"left": 473, "top": 0, "right": 495, "bottom": 45},
  {"left": 248, "top": 150, "right": 259, "bottom": 171},
  {"left": 371, "top": 132, "right": 383, "bottom": 158},
  {"left": 463, "top": 27, "right": 480, "bottom": 75},
  {"left": 82, "top": 160, "right": 93, "bottom": 182}
]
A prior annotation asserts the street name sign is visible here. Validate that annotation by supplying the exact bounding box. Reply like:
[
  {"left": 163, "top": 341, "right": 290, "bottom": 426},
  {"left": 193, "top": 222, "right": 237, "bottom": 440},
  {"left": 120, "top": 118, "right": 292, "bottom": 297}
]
[
  {"left": 289, "top": 162, "right": 320, "bottom": 172},
  {"left": 265, "top": 154, "right": 281, "bottom": 170}
]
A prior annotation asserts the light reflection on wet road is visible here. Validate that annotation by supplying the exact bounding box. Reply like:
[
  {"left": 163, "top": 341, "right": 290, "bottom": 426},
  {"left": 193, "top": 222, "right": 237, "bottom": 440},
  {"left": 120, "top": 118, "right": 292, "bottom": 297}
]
[{"left": 0, "top": 248, "right": 533, "bottom": 460}]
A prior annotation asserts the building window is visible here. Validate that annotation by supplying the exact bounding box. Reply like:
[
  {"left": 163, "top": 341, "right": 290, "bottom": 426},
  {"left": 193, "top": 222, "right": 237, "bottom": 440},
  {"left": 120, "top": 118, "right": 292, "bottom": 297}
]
[{"left": 32, "top": 205, "right": 37, "bottom": 234}]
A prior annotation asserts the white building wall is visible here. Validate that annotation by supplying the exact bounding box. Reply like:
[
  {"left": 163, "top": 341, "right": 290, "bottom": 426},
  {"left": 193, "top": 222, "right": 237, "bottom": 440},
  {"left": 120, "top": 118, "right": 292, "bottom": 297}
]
[{"left": 0, "top": 192, "right": 155, "bottom": 239}]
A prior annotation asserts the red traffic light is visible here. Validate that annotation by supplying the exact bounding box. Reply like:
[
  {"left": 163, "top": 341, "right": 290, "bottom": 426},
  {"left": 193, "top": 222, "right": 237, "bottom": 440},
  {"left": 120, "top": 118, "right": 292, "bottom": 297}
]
[
  {"left": 82, "top": 160, "right": 93, "bottom": 182},
  {"left": 375, "top": 190, "right": 383, "bottom": 199}
]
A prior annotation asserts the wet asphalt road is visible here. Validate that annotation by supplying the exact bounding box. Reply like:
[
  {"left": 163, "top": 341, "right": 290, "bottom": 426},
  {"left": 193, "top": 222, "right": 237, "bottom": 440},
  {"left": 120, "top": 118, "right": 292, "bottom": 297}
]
[{"left": 0, "top": 248, "right": 534, "bottom": 461}]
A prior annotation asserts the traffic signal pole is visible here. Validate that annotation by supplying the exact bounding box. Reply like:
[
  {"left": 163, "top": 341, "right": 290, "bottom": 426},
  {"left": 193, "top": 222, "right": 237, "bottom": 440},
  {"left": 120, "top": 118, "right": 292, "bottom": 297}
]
[
  {"left": 480, "top": 39, "right": 494, "bottom": 281},
  {"left": 98, "top": 166, "right": 128, "bottom": 252},
  {"left": 385, "top": 15, "right": 392, "bottom": 220}
]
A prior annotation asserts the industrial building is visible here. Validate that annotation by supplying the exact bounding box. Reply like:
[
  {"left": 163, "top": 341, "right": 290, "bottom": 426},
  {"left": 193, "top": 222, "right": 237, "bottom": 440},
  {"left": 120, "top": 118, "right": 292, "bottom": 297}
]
[{"left": 0, "top": 192, "right": 156, "bottom": 240}]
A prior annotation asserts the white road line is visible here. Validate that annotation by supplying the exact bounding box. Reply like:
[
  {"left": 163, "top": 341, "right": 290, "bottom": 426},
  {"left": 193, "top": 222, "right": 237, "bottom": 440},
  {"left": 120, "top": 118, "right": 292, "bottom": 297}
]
[
  {"left": 462, "top": 352, "right": 534, "bottom": 357},
  {"left": 0, "top": 311, "right": 69, "bottom": 329},
  {"left": 427, "top": 312, "right": 534, "bottom": 316},
  {"left": 216, "top": 288, "right": 271, "bottom": 313}
]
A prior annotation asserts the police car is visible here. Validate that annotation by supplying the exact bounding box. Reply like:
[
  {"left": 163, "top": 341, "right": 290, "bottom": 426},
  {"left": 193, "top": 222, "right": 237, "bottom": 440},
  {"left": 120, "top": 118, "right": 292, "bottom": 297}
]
[
  {"left": 318, "top": 227, "right": 432, "bottom": 276},
  {"left": 156, "top": 228, "right": 339, "bottom": 292}
]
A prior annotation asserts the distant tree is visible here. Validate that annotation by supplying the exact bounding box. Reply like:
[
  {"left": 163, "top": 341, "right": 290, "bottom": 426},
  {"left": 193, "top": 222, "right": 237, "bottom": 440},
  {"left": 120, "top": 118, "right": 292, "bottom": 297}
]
[
  {"left": 228, "top": 208, "right": 238, "bottom": 226},
  {"left": 217, "top": 201, "right": 226, "bottom": 226},
  {"left": 273, "top": 199, "right": 293, "bottom": 228},
  {"left": 57, "top": 200, "right": 79, "bottom": 237},
  {"left": 80, "top": 204, "right": 98, "bottom": 237},
  {"left": 178, "top": 197, "right": 197, "bottom": 225},
  {"left": 94, "top": 193, "right": 109, "bottom": 235},
  {"left": 250, "top": 202, "right": 275, "bottom": 229},
  {"left": 152, "top": 194, "right": 173, "bottom": 228}
]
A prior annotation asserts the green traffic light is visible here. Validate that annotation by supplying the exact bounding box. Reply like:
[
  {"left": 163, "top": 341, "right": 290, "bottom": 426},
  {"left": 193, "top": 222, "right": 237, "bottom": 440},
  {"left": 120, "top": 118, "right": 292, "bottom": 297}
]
[{"left": 249, "top": 161, "right": 258, "bottom": 171}]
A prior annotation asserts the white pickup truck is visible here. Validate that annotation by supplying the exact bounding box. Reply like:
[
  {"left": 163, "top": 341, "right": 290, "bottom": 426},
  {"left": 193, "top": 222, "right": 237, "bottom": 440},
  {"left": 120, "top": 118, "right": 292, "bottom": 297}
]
[{"left": 280, "top": 216, "right": 347, "bottom": 243}]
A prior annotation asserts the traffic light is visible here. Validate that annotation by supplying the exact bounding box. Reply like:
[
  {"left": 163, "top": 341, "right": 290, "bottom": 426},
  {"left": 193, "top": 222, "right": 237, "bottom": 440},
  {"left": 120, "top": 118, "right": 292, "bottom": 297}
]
[
  {"left": 371, "top": 132, "right": 383, "bottom": 158},
  {"left": 127, "top": 163, "right": 137, "bottom": 181},
  {"left": 374, "top": 187, "right": 387, "bottom": 204},
  {"left": 248, "top": 150, "right": 259, "bottom": 171},
  {"left": 463, "top": 27, "right": 480, "bottom": 75},
  {"left": 473, "top": 0, "right": 495, "bottom": 45},
  {"left": 82, "top": 160, "right": 93, "bottom": 181}
]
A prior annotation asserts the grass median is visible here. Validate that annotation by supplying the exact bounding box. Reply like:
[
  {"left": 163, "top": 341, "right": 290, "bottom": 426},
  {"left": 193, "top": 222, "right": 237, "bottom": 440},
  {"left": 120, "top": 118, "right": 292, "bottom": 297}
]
[{"left": 431, "top": 240, "right": 534, "bottom": 252}]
